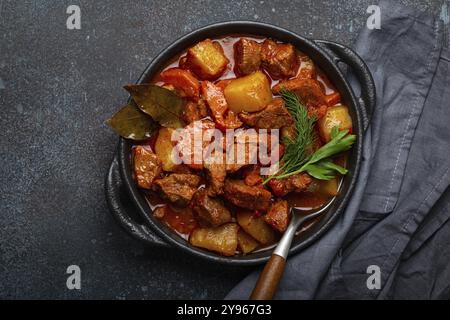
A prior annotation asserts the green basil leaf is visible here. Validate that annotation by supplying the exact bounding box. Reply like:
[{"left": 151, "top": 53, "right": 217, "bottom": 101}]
[
  {"left": 304, "top": 163, "right": 335, "bottom": 180},
  {"left": 318, "top": 160, "right": 348, "bottom": 175},
  {"left": 308, "top": 130, "right": 355, "bottom": 164},
  {"left": 124, "top": 84, "right": 185, "bottom": 129},
  {"left": 106, "top": 101, "right": 157, "bottom": 140},
  {"left": 304, "top": 159, "right": 348, "bottom": 180}
]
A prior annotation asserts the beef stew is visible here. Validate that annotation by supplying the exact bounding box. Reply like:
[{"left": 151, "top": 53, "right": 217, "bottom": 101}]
[{"left": 108, "top": 35, "right": 356, "bottom": 257}]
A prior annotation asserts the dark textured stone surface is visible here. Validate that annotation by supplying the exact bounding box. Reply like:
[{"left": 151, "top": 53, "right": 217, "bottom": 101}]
[{"left": 0, "top": 0, "right": 447, "bottom": 299}]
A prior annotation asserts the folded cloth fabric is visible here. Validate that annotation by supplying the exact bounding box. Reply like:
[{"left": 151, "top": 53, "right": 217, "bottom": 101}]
[{"left": 227, "top": 0, "right": 450, "bottom": 299}]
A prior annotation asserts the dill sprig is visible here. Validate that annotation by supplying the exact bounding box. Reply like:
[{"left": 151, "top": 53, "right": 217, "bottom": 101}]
[
  {"left": 263, "top": 90, "right": 356, "bottom": 184},
  {"left": 264, "top": 89, "right": 316, "bottom": 182},
  {"left": 275, "top": 127, "right": 355, "bottom": 180}
]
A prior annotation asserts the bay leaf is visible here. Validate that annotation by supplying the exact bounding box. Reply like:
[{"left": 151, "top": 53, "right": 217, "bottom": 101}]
[
  {"left": 124, "top": 84, "right": 185, "bottom": 128},
  {"left": 107, "top": 101, "right": 157, "bottom": 140}
]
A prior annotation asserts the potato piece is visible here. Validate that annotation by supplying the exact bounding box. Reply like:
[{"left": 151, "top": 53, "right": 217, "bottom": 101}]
[
  {"left": 236, "top": 210, "right": 277, "bottom": 245},
  {"left": 237, "top": 229, "right": 259, "bottom": 254},
  {"left": 308, "top": 177, "right": 339, "bottom": 196},
  {"left": 154, "top": 127, "right": 177, "bottom": 171},
  {"left": 189, "top": 223, "right": 238, "bottom": 256},
  {"left": 318, "top": 178, "right": 339, "bottom": 196},
  {"left": 186, "top": 39, "right": 229, "bottom": 80},
  {"left": 318, "top": 105, "right": 352, "bottom": 142},
  {"left": 223, "top": 71, "right": 272, "bottom": 113}
]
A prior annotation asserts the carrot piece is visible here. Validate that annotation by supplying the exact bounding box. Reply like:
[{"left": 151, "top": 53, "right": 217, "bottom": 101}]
[
  {"left": 215, "top": 79, "right": 233, "bottom": 91},
  {"left": 325, "top": 92, "right": 341, "bottom": 106},
  {"left": 201, "top": 81, "right": 242, "bottom": 129},
  {"left": 201, "top": 81, "right": 228, "bottom": 118},
  {"left": 160, "top": 67, "right": 200, "bottom": 101}
]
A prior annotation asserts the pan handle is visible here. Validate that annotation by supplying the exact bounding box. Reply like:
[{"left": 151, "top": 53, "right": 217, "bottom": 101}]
[
  {"left": 315, "top": 39, "right": 376, "bottom": 131},
  {"left": 105, "top": 155, "right": 169, "bottom": 247}
]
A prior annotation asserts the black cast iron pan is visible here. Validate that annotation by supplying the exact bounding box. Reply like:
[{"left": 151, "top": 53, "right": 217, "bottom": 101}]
[{"left": 105, "top": 21, "right": 375, "bottom": 266}]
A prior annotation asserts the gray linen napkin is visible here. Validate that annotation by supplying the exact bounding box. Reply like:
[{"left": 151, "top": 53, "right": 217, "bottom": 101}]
[{"left": 227, "top": 0, "right": 449, "bottom": 299}]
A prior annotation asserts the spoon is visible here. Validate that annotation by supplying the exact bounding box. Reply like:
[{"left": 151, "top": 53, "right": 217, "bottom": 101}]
[{"left": 250, "top": 198, "right": 336, "bottom": 300}]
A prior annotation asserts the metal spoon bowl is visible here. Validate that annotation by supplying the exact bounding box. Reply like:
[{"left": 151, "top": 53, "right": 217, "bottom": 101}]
[{"left": 250, "top": 197, "right": 337, "bottom": 300}]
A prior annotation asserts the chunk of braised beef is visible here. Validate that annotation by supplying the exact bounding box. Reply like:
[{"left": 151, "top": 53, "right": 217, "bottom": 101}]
[
  {"left": 171, "top": 164, "right": 193, "bottom": 174},
  {"left": 175, "top": 119, "right": 216, "bottom": 170},
  {"left": 255, "top": 129, "right": 285, "bottom": 166},
  {"left": 205, "top": 131, "right": 259, "bottom": 175},
  {"left": 230, "top": 129, "right": 259, "bottom": 165},
  {"left": 261, "top": 39, "right": 299, "bottom": 79},
  {"left": 225, "top": 162, "right": 246, "bottom": 174},
  {"left": 153, "top": 173, "right": 201, "bottom": 207},
  {"left": 234, "top": 38, "right": 262, "bottom": 76},
  {"left": 268, "top": 173, "right": 312, "bottom": 197},
  {"left": 204, "top": 162, "right": 226, "bottom": 196},
  {"left": 272, "top": 78, "right": 328, "bottom": 119},
  {"left": 204, "top": 146, "right": 251, "bottom": 185},
  {"left": 297, "top": 52, "right": 316, "bottom": 79},
  {"left": 223, "top": 179, "right": 272, "bottom": 211},
  {"left": 133, "top": 146, "right": 162, "bottom": 189},
  {"left": 239, "top": 98, "right": 294, "bottom": 129},
  {"left": 181, "top": 99, "right": 209, "bottom": 124},
  {"left": 192, "top": 189, "right": 232, "bottom": 227},
  {"left": 264, "top": 199, "right": 289, "bottom": 232},
  {"left": 243, "top": 165, "right": 263, "bottom": 187}
]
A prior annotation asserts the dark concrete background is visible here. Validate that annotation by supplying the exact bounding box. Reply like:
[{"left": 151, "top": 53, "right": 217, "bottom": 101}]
[{"left": 0, "top": 0, "right": 448, "bottom": 299}]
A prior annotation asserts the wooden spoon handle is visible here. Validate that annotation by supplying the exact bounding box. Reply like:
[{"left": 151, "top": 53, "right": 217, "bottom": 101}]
[{"left": 250, "top": 254, "right": 286, "bottom": 300}]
